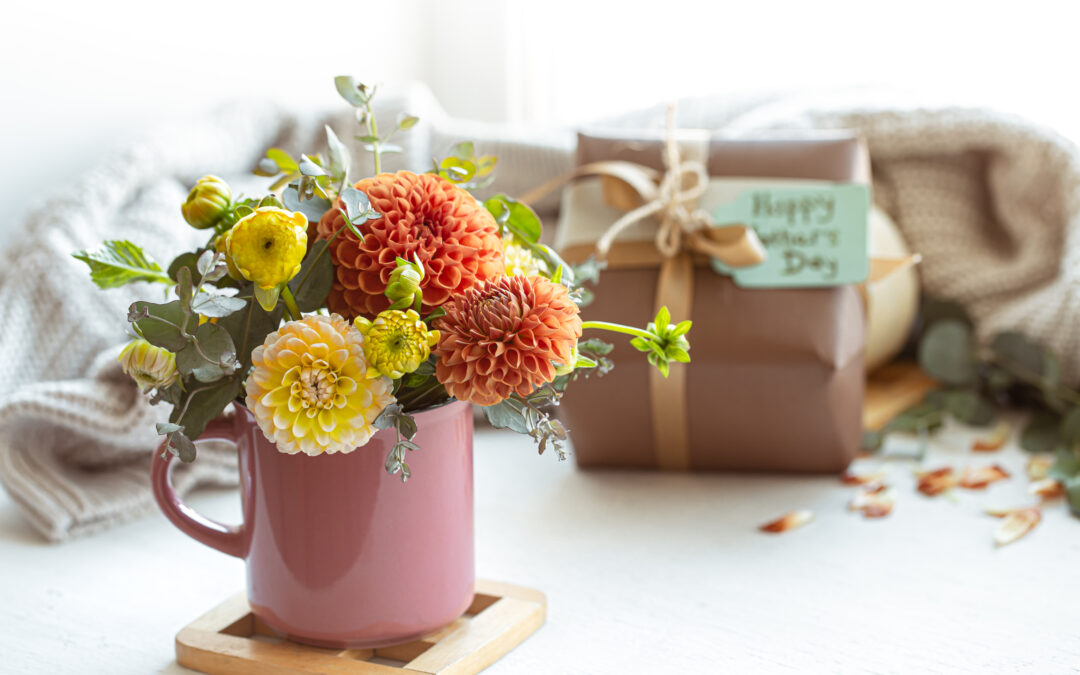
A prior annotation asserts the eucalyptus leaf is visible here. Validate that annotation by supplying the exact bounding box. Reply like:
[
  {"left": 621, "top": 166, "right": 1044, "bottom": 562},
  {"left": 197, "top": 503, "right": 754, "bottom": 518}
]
[
  {"left": 1049, "top": 447, "right": 1080, "bottom": 481},
  {"left": 156, "top": 422, "right": 183, "bottom": 435},
  {"left": 129, "top": 300, "right": 188, "bottom": 351},
  {"left": 168, "top": 431, "right": 198, "bottom": 463},
  {"left": 483, "top": 399, "right": 530, "bottom": 434},
  {"left": 171, "top": 376, "right": 241, "bottom": 441},
  {"left": 73, "top": 240, "right": 172, "bottom": 289},
  {"left": 945, "top": 390, "right": 996, "bottom": 426},
  {"left": 298, "top": 154, "right": 329, "bottom": 177},
  {"left": 1020, "top": 411, "right": 1064, "bottom": 453},
  {"left": 168, "top": 251, "right": 200, "bottom": 284},
  {"left": 218, "top": 295, "right": 283, "bottom": 374},
  {"left": 1063, "top": 408, "right": 1080, "bottom": 445},
  {"left": 191, "top": 291, "right": 247, "bottom": 318},
  {"left": 282, "top": 186, "right": 332, "bottom": 223},
  {"left": 289, "top": 241, "right": 334, "bottom": 312},
  {"left": 1065, "top": 476, "right": 1080, "bottom": 518},
  {"left": 334, "top": 75, "right": 366, "bottom": 106},
  {"left": 340, "top": 187, "right": 373, "bottom": 224},
  {"left": 918, "top": 319, "right": 976, "bottom": 386},
  {"left": 397, "top": 113, "right": 420, "bottom": 130},
  {"left": 991, "top": 332, "right": 1047, "bottom": 378},
  {"left": 325, "top": 125, "right": 351, "bottom": 184}
]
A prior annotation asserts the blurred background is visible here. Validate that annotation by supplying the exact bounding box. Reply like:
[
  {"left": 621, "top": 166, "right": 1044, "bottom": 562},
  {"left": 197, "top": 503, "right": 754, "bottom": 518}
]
[{"left": 4, "top": 0, "right": 1080, "bottom": 244}]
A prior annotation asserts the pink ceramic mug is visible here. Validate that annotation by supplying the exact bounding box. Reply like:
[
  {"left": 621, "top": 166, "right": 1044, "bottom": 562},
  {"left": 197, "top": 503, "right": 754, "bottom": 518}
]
[{"left": 151, "top": 399, "right": 475, "bottom": 648}]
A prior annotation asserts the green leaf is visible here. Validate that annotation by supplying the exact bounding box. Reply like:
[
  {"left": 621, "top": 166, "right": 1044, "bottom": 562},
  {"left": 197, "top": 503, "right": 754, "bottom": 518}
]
[
  {"left": 579, "top": 338, "right": 614, "bottom": 356},
  {"left": 218, "top": 295, "right": 282, "bottom": 374},
  {"left": 175, "top": 266, "right": 194, "bottom": 312},
  {"left": 73, "top": 240, "right": 172, "bottom": 289},
  {"left": 919, "top": 297, "right": 973, "bottom": 330},
  {"left": 282, "top": 186, "right": 331, "bottom": 223},
  {"left": 340, "top": 187, "right": 375, "bottom": 225},
  {"left": 191, "top": 290, "right": 247, "bottom": 318},
  {"left": 266, "top": 148, "right": 299, "bottom": 173},
  {"left": 862, "top": 430, "right": 885, "bottom": 453},
  {"left": 483, "top": 195, "right": 542, "bottom": 243},
  {"left": 991, "top": 332, "right": 1047, "bottom": 378},
  {"left": 1065, "top": 475, "right": 1080, "bottom": 518},
  {"left": 171, "top": 376, "right": 242, "bottom": 441},
  {"left": 1020, "top": 411, "right": 1064, "bottom": 453},
  {"left": 483, "top": 399, "right": 530, "bottom": 434},
  {"left": 289, "top": 241, "right": 334, "bottom": 312},
  {"left": 334, "top": 75, "right": 366, "bottom": 107},
  {"left": 1061, "top": 408, "right": 1080, "bottom": 445},
  {"left": 440, "top": 157, "right": 476, "bottom": 183},
  {"left": 884, "top": 401, "right": 946, "bottom": 434},
  {"left": 396, "top": 113, "right": 419, "bottom": 130},
  {"left": 167, "top": 431, "right": 198, "bottom": 463},
  {"left": 450, "top": 141, "right": 475, "bottom": 159},
  {"left": 945, "top": 390, "right": 996, "bottom": 426},
  {"left": 298, "top": 154, "right": 328, "bottom": 177},
  {"left": 156, "top": 422, "right": 183, "bottom": 435},
  {"left": 128, "top": 300, "right": 188, "bottom": 351},
  {"left": 253, "top": 285, "right": 281, "bottom": 312},
  {"left": 168, "top": 251, "right": 201, "bottom": 284},
  {"left": 1049, "top": 447, "right": 1080, "bottom": 481},
  {"left": 175, "top": 323, "right": 237, "bottom": 383},
  {"left": 325, "top": 125, "right": 350, "bottom": 184},
  {"left": 918, "top": 319, "right": 976, "bottom": 386}
]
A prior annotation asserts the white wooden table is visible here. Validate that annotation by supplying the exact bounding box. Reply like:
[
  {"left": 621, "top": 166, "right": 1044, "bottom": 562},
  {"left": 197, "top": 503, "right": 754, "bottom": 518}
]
[{"left": 2, "top": 421, "right": 1078, "bottom": 674}]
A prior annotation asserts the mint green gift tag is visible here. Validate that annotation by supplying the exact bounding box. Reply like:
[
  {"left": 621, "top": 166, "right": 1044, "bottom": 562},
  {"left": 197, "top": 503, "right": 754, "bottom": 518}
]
[{"left": 709, "top": 184, "right": 870, "bottom": 288}]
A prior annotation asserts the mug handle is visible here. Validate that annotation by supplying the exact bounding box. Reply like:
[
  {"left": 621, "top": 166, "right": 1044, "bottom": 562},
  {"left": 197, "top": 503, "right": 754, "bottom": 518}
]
[{"left": 151, "top": 415, "right": 246, "bottom": 558}]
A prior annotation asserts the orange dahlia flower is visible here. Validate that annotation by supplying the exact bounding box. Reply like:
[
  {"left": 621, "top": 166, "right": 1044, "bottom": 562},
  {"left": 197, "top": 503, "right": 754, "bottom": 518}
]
[
  {"left": 434, "top": 275, "right": 582, "bottom": 406},
  {"left": 316, "top": 171, "right": 504, "bottom": 318}
]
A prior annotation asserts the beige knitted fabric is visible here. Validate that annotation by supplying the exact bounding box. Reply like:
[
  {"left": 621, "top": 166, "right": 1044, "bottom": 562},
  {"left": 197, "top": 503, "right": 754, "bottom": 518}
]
[{"left": 3, "top": 86, "right": 1078, "bottom": 541}]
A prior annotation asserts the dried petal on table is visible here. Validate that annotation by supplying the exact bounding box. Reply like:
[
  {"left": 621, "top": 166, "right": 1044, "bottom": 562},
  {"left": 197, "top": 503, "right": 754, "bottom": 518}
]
[
  {"left": 1028, "top": 477, "right": 1065, "bottom": 500},
  {"left": 972, "top": 423, "right": 1010, "bottom": 451},
  {"left": 1026, "top": 455, "right": 1054, "bottom": 481},
  {"left": 916, "top": 467, "right": 956, "bottom": 496},
  {"left": 840, "top": 469, "right": 886, "bottom": 486},
  {"left": 958, "top": 464, "right": 1011, "bottom": 489},
  {"left": 848, "top": 484, "right": 895, "bottom": 518},
  {"left": 993, "top": 507, "right": 1041, "bottom": 547},
  {"left": 759, "top": 510, "right": 813, "bottom": 533},
  {"left": 985, "top": 506, "right": 1025, "bottom": 518}
]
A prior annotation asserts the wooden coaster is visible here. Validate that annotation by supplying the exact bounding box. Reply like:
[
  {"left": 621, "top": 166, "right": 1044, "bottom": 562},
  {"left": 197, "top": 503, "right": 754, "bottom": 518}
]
[
  {"left": 176, "top": 579, "right": 546, "bottom": 674},
  {"left": 863, "top": 361, "right": 938, "bottom": 431}
]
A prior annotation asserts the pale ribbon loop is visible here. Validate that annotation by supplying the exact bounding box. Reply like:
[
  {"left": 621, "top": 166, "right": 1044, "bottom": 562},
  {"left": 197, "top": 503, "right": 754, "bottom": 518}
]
[{"left": 593, "top": 104, "right": 754, "bottom": 265}]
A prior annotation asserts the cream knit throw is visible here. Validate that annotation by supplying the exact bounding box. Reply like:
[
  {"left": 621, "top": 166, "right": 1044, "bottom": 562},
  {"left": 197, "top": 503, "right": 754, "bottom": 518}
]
[{"left": 2, "top": 86, "right": 1078, "bottom": 541}]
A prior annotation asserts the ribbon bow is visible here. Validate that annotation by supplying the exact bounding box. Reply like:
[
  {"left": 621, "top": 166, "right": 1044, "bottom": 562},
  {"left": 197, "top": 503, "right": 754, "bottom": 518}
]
[{"left": 594, "top": 104, "right": 766, "bottom": 268}]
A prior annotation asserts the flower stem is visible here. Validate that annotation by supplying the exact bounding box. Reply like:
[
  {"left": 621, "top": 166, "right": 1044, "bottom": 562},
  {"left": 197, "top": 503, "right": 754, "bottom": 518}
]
[
  {"left": 580, "top": 320, "right": 653, "bottom": 341},
  {"left": 365, "top": 99, "right": 381, "bottom": 175},
  {"left": 281, "top": 285, "right": 302, "bottom": 321}
]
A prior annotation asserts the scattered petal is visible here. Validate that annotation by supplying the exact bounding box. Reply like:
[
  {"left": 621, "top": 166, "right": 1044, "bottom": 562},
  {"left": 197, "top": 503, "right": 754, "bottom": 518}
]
[
  {"left": 958, "top": 464, "right": 1011, "bottom": 490},
  {"left": 916, "top": 467, "right": 956, "bottom": 496},
  {"left": 759, "top": 510, "right": 813, "bottom": 533},
  {"left": 972, "top": 423, "right": 1010, "bottom": 451},
  {"left": 1028, "top": 477, "right": 1065, "bottom": 500},
  {"left": 993, "top": 507, "right": 1041, "bottom": 547},
  {"left": 840, "top": 469, "right": 886, "bottom": 486},
  {"left": 985, "top": 506, "right": 1025, "bottom": 518},
  {"left": 1026, "top": 454, "right": 1054, "bottom": 481},
  {"left": 849, "top": 484, "right": 895, "bottom": 518}
]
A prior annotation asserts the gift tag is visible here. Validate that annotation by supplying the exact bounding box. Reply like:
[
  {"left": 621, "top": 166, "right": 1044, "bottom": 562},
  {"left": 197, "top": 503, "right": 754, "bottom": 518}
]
[{"left": 710, "top": 183, "right": 870, "bottom": 288}]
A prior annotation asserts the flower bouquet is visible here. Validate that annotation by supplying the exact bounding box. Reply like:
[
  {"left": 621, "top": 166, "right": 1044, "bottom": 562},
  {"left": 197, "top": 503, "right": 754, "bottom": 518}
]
[{"left": 74, "top": 77, "right": 691, "bottom": 647}]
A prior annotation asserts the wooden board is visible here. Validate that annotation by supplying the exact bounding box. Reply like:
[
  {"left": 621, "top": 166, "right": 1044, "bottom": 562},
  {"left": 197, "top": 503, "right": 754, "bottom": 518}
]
[
  {"left": 863, "top": 361, "right": 938, "bottom": 431},
  {"left": 175, "top": 580, "right": 546, "bottom": 675}
]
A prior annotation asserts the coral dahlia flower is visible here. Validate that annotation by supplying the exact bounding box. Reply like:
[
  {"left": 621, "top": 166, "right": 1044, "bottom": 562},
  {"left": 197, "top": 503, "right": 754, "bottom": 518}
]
[
  {"left": 434, "top": 276, "right": 582, "bottom": 406},
  {"left": 245, "top": 314, "right": 394, "bottom": 456},
  {"left": 316, "top": 171, "right": 504, "bottom": 319}
]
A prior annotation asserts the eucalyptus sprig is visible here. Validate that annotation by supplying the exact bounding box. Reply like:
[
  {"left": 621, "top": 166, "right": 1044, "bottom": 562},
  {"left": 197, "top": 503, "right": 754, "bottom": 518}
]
[
  {"left": 871, "top": 298, "right": 1080, "bottom": 516},
  {"left": 334, "top": 75, "right": 419, "bottom": 175}
]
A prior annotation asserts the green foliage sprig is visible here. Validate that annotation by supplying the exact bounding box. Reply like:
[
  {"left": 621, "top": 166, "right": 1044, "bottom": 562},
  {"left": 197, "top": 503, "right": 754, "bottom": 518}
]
[{"left": 870, "top": 298, "right": 1080, "bottom": 516}]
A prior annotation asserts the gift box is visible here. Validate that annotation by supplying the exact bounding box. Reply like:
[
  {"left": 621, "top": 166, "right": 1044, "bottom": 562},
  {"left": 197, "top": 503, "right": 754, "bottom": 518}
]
[{"left": 554, "top": 129, "right": 870, "bottom": 472}]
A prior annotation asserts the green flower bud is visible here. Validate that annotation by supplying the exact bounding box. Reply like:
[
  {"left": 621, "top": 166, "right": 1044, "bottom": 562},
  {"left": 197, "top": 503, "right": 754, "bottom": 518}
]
[
  {"left": 385, "top": 256, "right": 424, "bottom": 310},
  {"left": 181, "top": 175, "right": 232, "bottom": 230}
]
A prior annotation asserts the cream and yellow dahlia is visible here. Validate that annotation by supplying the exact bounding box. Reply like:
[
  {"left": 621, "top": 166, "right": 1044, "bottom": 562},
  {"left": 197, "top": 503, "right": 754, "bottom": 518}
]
[
  {"left": 225, "top": 207, "right": 308, "bottom": 289},
  {"left": 354, "top": 309, "right": 440, "bottom": 380},
  {"left": 118, "top": 338, "right": 178, "bottom": 392},
  {"left": 502, "top": 238, "right": 545, "bottom": 278},
  {"left": 245, "top": 314, "right": 394, "bottom": 456}
]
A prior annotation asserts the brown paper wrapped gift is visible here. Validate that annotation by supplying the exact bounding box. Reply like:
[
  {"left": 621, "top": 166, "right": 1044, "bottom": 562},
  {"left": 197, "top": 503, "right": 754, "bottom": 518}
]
[{"left": 552, "top": 130, "right": 869, "bottom": 472}]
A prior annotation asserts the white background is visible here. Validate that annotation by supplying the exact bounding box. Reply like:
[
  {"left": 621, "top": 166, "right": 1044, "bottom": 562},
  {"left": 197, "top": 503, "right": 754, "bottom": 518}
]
[{"left": 4, "top": 0, "right": 1080, "bottom": 241}]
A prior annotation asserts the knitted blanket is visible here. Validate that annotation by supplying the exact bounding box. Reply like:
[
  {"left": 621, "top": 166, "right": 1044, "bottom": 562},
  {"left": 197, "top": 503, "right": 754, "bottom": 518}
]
[{"left": 3, "top": 86, "right": 1078, "bottom": 541}]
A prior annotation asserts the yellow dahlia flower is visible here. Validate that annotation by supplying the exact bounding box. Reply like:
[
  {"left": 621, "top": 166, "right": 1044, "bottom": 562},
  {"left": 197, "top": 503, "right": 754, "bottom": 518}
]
[
  {"left": 225, "top": 207, "right": 308, "bottom": 289},
  {"left": 354, "top": 309, "right": 440, "bottom": 380},
  {"left": 118, "top": 339, "right": 177, "bottom": 392},
  {"left": 245, "top": 314, "right": 394, "bottom": 456},
  {"left": 503, "top": 238, "right": 545, "bottom": 278}
]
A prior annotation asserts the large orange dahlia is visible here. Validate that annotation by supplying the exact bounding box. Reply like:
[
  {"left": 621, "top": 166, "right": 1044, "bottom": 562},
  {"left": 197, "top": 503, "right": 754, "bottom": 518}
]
[
  {"left": 434, "top": 275, "right": 582, "bottom": 406},
  {"left": 316, "top": 171, "right": 504, "bottom": 318}
]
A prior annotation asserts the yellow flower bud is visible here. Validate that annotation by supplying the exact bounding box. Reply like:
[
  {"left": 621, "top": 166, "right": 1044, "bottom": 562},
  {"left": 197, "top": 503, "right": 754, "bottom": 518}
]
[
  {"left": 118, "top": 339, "right": 178, "bottom": 392},
  {"left": 181, "top": 175, "right": 232, "bottom": 230},
  {"left": 225, "top": 207, "right": 308, "bottom": 289}
]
